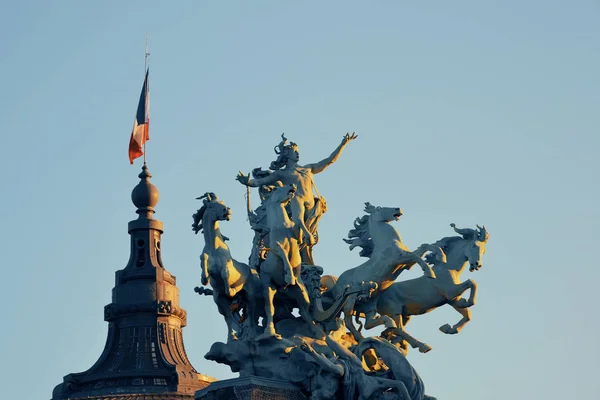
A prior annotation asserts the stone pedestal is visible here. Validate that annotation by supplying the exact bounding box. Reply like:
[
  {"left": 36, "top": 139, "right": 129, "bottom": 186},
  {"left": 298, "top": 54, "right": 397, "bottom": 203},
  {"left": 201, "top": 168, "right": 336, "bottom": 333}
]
[{"left": 195, "top": 376, "right": 307, "bottom": 400}]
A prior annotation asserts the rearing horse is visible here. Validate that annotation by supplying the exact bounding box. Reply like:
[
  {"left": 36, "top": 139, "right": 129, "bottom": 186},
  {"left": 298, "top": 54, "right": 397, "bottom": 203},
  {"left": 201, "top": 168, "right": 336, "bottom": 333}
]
[
  {"left": 257, "top": 183, "right": 317, "bottom": 340},
  {"left": 373, "top": 224, "right": 489, "bottom": 353},
  {"left": 192, "top": 193, "right": 261, "bottom": 341},
  {"left": 314, "top": 203, "right": 442, "bottom": 341}
]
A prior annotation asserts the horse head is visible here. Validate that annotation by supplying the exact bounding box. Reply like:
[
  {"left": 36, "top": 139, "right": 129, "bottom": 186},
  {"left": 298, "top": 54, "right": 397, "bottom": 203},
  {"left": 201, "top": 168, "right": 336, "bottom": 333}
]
[
  {"left": 468, "top": 225, "right": 489, "bottom": 271},
  {"left": 344, "top": 202, "right": 403, "bottom": 258},
  {"left": 192, "top": 193, "right": 231, "bottom": 234},
  {"left": 267, "top": 183, "right": 297, "bottom": 205},
  {"left": 364, "top": 202, "right": 402, "bottom": 223},
  {"left": 446, "top": 223, "right": 489, "bottom": 272}
]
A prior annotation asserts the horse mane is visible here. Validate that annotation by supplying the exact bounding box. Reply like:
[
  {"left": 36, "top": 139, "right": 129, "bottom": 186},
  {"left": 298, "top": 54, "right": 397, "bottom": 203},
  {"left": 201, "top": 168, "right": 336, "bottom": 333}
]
[
  {"left": 434, "top": 224, "right": 489, "bottom": 253},
  {"left": 192, "top": 205, "right": 207, "bottom": 234},
  {"left": 431, "top": 236, "right": 469, "bottom": 258},
  {"left": 343, "top": 214, "right": 373, "bottom": 258},
  {"left": 192, "top": 192, "right": 223, "bottom": 234}
]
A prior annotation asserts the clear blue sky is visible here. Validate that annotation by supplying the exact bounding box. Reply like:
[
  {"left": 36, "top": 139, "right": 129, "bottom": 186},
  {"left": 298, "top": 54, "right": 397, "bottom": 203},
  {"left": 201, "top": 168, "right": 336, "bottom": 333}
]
[{"left": 1, "top": 1, "right": 598, "bottom": 399}]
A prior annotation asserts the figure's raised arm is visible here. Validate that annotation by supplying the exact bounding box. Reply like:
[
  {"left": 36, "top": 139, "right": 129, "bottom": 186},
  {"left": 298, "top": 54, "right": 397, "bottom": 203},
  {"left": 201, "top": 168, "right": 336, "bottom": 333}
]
[
  {"left": 236, "top": 170, "right": 279, "bottom": 187},
  {"left": 307, "top": 132, "right": 357, "bottom": 174}
]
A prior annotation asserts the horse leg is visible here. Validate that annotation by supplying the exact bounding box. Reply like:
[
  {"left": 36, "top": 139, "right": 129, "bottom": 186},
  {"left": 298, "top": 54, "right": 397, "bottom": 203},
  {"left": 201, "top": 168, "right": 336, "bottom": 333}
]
[
  {"left": 256, "top": 281, "right": 281, "bottom": 340},
  {"left": 393, "top": 313, "right": 432, "bottom": 353},
  {"left": 364, "top": 309, "right": 397, "bottom": 331},
  {"left": 413, "top": 254, "right": 436, "bottom": 279},
  {"left": 244, "top": 287, "right": 260, "bottom": 337},
  {"left": 213, "top": 292, "right": 237, "bottom": 341},
  {"left": 250, "top": 277, "right": 265, "bottom": 334},
  {"left": 439, "top": 302, "right": 472, "bottom": 335},
  {"left": 343, "top": 295, "right": 364, "bottom": 342},
  {"left": 288, "top": 283, "right": 323, "bottom": 338},
  {"left": 222, "top": 259, "right": 241, "bottom": 298},
  {"left": 272, "top": 241, "right": 296, "bottom": 285},
  {"left": 401, "top": 251, "right": 436, "bottom": 279},
  {"left": 200, "top": 253, "right": 210, "bottom": 285},
  {"left": 444, "top": 279, "right": 478, "bottom": 308},
  {"left": 466, "top": 279, "right": 478, "bottom": 306}
]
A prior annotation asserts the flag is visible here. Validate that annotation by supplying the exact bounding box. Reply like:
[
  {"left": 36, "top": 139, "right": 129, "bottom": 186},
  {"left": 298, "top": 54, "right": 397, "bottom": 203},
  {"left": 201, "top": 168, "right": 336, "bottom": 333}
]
[{"left": 129, "top": 69, "right": 150, "bottom": 164}]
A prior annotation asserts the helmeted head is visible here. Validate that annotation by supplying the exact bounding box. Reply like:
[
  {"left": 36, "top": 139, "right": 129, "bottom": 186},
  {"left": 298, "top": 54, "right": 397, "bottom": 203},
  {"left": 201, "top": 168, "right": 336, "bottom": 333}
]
[
  {"left": 191, "top": 193, "right": 231, "bottom": 234},
  {"left": 270, "top": 133, "right": 299, "bottom": 169}
]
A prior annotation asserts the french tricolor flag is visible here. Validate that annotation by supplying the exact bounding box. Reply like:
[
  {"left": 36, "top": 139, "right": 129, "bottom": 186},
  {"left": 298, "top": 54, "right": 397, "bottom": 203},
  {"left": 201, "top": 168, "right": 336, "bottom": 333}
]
[{"left": 128, "top": 69, "right": 150, "bottom": 164}]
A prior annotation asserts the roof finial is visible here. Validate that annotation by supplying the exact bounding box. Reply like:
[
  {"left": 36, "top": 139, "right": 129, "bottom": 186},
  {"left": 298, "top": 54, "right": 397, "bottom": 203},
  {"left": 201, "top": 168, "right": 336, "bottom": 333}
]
[{"left": 131, "top": 163, "right": 159, "bottom": 219}]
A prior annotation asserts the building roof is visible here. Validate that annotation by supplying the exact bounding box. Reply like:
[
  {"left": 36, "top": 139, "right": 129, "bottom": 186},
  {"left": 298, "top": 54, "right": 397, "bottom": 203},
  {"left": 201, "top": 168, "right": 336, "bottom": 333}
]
[{"left": 51, "top": 165, "right": 212, "bottom": 400}]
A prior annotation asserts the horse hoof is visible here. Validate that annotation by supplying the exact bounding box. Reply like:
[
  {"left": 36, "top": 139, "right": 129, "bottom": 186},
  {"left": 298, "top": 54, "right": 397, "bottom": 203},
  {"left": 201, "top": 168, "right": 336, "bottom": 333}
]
[
  {"left": 454, "top": 299, "right": 469, "bottom": 308},
  {"left": 419, "top": 343, "right": 432, "bottom": 353},
  {"left": 439, "top": 324, "right": 456, "bottom": 334}
]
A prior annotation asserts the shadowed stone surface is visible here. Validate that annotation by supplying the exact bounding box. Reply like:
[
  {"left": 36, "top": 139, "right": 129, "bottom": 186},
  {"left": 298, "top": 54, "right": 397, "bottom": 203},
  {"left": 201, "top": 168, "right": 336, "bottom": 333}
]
[{"left": 195, "top": 376, "right": 307, "bottom": 400}]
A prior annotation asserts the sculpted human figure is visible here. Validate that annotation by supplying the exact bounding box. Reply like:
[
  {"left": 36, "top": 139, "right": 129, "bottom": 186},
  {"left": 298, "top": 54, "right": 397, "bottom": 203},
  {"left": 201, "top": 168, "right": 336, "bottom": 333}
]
[
  {"left": 355, "top": 337, "right": 438, "bottom": 400},
  {"left": 300, "top": 336, "right": 413, "bottom": 400},
  {"left": 237, "top": 132, "right": 357, "bottom": 263}
]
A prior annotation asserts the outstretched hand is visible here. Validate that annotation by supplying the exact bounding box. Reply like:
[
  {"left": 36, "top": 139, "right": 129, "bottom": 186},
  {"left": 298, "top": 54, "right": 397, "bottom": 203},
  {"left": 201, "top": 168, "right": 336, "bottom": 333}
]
[
  {"left": 236, "top": 171, "right": 250, "bottom": 185},
  {"left": 342, "top": 132, "right": 358, "bottom": 144}
]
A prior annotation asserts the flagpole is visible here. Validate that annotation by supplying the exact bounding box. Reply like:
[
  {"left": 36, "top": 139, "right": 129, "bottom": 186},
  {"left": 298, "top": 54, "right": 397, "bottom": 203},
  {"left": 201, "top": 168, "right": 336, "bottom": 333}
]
[{"left": 143, "top": 33, "right": 149, "bottom": 165}]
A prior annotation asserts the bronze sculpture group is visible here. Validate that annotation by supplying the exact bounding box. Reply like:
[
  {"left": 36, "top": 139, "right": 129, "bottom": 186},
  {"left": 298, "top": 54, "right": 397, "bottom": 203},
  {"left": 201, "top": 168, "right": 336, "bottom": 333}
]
[{"left": 193, "top": 134, "right": 489, "bottom": 400}]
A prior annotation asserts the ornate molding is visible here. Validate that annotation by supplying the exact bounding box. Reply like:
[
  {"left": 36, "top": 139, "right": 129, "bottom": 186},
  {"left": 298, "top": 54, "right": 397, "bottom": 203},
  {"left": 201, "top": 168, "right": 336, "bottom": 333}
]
[{"left": 104, "top": 301, "right": 186, "bottom": 322}]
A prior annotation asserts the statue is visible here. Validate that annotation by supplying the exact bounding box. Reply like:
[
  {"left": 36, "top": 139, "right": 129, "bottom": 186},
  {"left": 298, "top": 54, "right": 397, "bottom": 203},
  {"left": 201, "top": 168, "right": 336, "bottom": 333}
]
[
  {"left": 254, "top": 183, "right": 319, "bottom": 340},
  {"left": 354, "top": 337, "right": 438, "bottom": 400},
  {"left": 192, "top": 133, "right": 490, "bottom": 400},
  {"left": 192, "top": 193, "right": 262, "bottom": 341},
  {"left": 370, "top": 223, "right": 489, "bottom": 352},
  {"left": 300, "top": 333, "right": 435, "bottom": 400},
  {"left": 313, "top": 203, "right": 442, "bottom": 343},
  {"left": 237, "top": 132, "right": 357, "bottom": 264}
]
